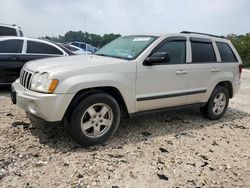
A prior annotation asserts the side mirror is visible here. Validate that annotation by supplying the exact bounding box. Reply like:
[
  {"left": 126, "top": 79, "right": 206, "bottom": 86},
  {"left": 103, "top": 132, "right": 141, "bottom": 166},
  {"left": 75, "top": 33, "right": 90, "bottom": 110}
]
[{"left": 143, "top": 52, "right": 170, "bottom": 66}]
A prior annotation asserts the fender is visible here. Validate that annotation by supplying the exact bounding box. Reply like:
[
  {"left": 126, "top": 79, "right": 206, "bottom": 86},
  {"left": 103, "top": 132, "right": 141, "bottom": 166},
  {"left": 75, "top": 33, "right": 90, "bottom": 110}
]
[{"left": 55, "top": 72, "right": 136, "bottom": 114}]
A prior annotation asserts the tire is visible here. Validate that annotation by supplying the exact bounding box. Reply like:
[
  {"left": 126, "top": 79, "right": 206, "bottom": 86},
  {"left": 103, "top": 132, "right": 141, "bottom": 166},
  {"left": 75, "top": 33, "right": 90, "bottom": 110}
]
[
  {"left": 66, "top": 93, "right": 121, "bottom": 147},
  {"left": 200, "top": 86, "right": 229, "bottom": 120}
]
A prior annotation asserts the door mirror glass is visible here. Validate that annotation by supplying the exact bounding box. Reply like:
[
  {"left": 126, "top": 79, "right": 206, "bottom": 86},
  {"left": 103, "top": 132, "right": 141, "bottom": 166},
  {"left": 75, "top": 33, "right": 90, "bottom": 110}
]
[{"left": 143, "top": 52, "right": 170, "bottom": 65}]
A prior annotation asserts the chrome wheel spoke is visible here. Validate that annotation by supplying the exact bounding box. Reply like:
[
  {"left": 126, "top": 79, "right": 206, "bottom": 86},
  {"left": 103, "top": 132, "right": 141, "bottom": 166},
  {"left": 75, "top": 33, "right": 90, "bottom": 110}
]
[
  {"left": 101, "top": 118, "right": 112, "bottom": 127},
  {"left": 214, "top": 97, "right": 219, "bottom": 103},
  {"left": 81, "top": 120, "right": 93, "bottom": 130},
  {"left": 213, "top": 105, "right": 218, "bottom": 112},
  {"left": 99, "top": 106, "right": 109, "bottom": 116},
  {"left": 218, "top": 94, "right": 223, "bottom": 101},
  {"left": 220, "top": 101, "right": 225, "bottom": 107},
  {"left": 94, "top": 126, "right": 101, "bottom": 137},
  {"left": 87, "top": 106, "right": 97, "bottom": 118}
]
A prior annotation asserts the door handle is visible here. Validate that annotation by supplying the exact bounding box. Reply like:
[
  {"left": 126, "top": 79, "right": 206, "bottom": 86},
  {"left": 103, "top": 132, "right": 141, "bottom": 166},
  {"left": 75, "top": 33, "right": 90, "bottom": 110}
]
[
  {"left": 176, "top": 70, "right": 188, "bottom": 75},
  {"left": 10, "top": 56, "right": 21, "bottom": 61},
  {"left": 211, "top": 68, "right": 220, "bottom": 72}
]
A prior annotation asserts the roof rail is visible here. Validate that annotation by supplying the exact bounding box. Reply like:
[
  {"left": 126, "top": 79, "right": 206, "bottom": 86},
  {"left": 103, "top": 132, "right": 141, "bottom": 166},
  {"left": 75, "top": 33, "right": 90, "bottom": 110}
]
[{"left": 180, "top": 31, "right": 225, "bottom": 39}]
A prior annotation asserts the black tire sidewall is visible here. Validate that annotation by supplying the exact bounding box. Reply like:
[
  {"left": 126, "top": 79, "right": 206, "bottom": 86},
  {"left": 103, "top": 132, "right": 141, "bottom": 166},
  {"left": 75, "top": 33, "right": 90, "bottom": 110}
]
[{"left": 69, "top": 93, "right": 121, "bottom": 147}]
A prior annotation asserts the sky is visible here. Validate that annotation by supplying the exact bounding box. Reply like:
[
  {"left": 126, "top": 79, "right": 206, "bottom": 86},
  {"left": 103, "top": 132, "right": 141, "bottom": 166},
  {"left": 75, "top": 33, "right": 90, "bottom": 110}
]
[{"left": 0, "top": 0, "right": 250, "bottom": 38}]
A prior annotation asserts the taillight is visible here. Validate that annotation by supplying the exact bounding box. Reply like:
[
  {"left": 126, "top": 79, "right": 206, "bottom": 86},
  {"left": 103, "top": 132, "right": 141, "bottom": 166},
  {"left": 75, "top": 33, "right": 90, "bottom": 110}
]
[{"left": 239, "top": 64, "right": 243, "bottom": 79}]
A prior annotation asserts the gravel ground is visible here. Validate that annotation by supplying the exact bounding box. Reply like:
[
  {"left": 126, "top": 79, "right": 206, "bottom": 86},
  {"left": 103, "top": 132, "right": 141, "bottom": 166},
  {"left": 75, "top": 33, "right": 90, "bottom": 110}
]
[{"left": 0, "top": 70, "right": 250, "bottom": 188}]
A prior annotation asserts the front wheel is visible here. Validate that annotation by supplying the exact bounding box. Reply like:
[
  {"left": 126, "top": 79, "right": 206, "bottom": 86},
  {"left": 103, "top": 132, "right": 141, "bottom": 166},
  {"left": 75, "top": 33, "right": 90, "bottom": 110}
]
[
  {"left": 67, "top": 93, "right": 121, "bottom": 147},
  {"left": 200, "top": 86, "right": 229, "bottom": 120}
]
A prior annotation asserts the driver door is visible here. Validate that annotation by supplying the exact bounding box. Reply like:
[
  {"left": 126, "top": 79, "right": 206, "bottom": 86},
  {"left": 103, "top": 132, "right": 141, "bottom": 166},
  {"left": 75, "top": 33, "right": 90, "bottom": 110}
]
[{"left": 136, "top": 37, "right": 190, "bottom": 112}]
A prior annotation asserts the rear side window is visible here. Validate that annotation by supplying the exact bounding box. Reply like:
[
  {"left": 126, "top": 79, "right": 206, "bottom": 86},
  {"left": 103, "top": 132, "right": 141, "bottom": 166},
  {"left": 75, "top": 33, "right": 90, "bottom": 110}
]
[
  {"left": 156, "top": 41, "right": 186, "bottom": 64},
  {"left": 0, "top": 39, "right": 23, "bottom": 53},
  {"left": 191, "top": 41, "right": 216, "bottom": 62},
  {"left": 27, "top": 41, "right": 63, "bottom": 55},
  {"left": 0, "top": 26, "right": 17, "bottom": 36},
  {"left": 216, "top": 42, "right": 237, "bottom": 62}
]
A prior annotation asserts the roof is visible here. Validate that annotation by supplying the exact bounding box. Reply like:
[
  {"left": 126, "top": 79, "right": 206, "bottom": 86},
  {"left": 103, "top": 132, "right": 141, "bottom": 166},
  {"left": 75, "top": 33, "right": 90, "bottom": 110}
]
[
  {"left": 0, "top": 23, "right": 22, "bottom": 29},
  {"left": 122, "top": 33, "right": 229, "bottom": 42}
]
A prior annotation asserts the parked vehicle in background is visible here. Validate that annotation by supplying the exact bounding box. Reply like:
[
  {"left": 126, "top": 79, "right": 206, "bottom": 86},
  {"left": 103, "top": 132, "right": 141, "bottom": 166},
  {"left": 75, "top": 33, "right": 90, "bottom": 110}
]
[
  {"left": 11, "top": 32, "right": 242, "bottom": 147},
  {"left": 58, "top": 43, "right": 91, "bottom": 55},
  {"left": 70, "top": 41, "right": 98, "bottom": 53},
  {"left": 0, "top": 24, "right": 23, "bottom": 37},
  {"left": 0, "top": 37, "right": 72, "bottom": 84}
]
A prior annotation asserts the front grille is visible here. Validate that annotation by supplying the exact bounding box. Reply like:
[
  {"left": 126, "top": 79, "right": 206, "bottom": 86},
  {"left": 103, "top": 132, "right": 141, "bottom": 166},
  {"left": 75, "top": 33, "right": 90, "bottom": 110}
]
[{"left": 20, "top": 69, "right": 33, "bottom": 89}]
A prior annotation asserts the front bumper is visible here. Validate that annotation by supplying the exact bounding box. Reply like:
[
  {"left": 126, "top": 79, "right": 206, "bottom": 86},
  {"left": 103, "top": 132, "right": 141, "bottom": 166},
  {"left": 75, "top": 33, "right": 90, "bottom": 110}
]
[{"left": 11, "top": 80, "right": 74, "bottom": 122}]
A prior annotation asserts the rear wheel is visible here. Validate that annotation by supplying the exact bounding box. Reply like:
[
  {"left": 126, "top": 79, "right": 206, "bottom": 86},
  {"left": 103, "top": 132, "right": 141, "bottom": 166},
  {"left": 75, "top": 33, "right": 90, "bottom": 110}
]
[
  {"left": 66, "top": 93, "right": 121, "bottom": 147},
  {"left": 200, "top": 86, "right": 229, "bottom": 120}
]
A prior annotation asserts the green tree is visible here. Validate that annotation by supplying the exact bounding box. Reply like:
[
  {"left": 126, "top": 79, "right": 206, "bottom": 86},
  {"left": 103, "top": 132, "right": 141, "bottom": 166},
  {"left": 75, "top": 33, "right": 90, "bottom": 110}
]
[
  {"left": 228, "top": 33, "right": 250, "bottom": 68},
  {"left": 44, "top": 31, "right": 121, "bottom": 48}
]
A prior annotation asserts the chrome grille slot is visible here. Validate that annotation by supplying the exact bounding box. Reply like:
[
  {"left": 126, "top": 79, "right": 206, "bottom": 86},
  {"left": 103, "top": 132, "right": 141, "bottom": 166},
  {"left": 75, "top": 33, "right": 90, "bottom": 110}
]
[
  {"left": 20, "top": 69, "right": 33, "bottom": 89},
  {"left": 20, "top": 69, "right": 24, "bottom": 85}
]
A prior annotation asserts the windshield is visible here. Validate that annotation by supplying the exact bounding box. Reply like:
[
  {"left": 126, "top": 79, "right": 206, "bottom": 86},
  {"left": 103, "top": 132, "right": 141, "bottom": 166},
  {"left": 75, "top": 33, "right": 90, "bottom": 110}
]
[{"left": 95, "top": 35, "right": 158, "bottom": 60}]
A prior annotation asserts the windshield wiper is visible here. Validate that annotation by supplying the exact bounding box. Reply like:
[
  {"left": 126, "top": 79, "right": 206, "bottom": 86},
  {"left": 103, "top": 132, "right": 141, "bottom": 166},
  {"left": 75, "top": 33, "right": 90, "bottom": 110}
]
[{"left": 95, "top": 53, "right": 109, "bottom": 57}]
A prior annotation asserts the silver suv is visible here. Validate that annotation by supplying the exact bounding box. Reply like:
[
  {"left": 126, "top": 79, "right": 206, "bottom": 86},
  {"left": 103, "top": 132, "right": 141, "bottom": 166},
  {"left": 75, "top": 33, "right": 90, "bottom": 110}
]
[{"left": 11, "top": 31, "right": 242, "bottom": 146}]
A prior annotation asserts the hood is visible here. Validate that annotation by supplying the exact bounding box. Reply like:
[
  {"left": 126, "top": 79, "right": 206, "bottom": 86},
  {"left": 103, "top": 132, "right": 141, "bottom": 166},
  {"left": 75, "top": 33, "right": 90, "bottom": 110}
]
[{"left": 24, "top": 55, "right": 128, "bottom": 74}]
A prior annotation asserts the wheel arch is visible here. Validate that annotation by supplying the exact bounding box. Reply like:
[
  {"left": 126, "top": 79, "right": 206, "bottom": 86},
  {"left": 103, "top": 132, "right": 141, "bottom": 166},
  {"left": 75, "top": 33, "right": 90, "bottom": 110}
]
[
  {"left": 63, "top": 86, "right": 130, "bottom": 123},
  {"left": 215, "top": 81, "right": 233, "bottom": 98}
]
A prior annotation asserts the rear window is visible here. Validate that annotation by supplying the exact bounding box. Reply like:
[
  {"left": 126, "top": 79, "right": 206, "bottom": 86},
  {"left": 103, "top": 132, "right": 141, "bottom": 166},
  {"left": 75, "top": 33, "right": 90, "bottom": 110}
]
[
  {"left": 191, "top": 41, "right": 216, "bottom": 62},
  {"left": 27, "top": 41, "right": 63, "bottom": 55},
  {"left": 0, "top": 26, "right": 17, "bottom": 36},
  {"left": 0, "top": 39, "right": 23, "bottom": 53},
  {"left": 216, "top": 42, "right": 237, "bottom": 62}
]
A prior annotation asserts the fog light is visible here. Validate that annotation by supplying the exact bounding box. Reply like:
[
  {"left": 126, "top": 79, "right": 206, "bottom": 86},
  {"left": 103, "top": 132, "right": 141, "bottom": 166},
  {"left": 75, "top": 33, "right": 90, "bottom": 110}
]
[{"left": 28, "top": 101, "right": 37, "bottom": 114}]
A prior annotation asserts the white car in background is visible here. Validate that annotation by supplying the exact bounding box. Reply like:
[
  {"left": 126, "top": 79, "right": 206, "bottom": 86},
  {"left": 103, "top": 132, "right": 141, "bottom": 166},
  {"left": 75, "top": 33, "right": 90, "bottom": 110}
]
[{"left": 0, "top": 23, "right": 23, "bottom": 37}]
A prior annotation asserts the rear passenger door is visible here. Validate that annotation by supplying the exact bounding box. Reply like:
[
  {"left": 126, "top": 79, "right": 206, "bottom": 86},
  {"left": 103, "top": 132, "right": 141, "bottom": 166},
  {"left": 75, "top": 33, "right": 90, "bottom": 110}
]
[
  {"left": 23, "top": 40, "right": 64, "bottom": 62},
  {"left": 186, "top": 38, "right": 220, "bottom": 104}
]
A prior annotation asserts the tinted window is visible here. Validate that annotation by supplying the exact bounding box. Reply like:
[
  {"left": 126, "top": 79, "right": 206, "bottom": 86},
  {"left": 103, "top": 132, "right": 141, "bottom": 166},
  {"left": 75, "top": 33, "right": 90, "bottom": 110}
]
[
  {"left": 191, "top": 42, "right": 216, "bottom": 62},
  {"left": 156, "top": 41, "right": 186, "bottom": 63},
  {"left": 71, "top": 42, "right": 78, "bottom": 47},
  {"left": 216, "top": 42, "right": 237, "bottom": 62},
  {"left": 80, "top": 43, "right": 86, "bottom": 50},
  {"left": 27, "top": 41, "right": 63, "bottom": 55},
  {"left": 0, "top": 40, "right": 23, "bottom": 53},
  {"left": 0, "top": 26, "right": 17, "bottom": 36}
]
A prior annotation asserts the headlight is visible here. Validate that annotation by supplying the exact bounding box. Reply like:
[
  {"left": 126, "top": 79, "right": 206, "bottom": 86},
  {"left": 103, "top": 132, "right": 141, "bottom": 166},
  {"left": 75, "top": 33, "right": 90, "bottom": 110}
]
[{"left": 30, "top": 72, "right": 58, "bottom": 93}]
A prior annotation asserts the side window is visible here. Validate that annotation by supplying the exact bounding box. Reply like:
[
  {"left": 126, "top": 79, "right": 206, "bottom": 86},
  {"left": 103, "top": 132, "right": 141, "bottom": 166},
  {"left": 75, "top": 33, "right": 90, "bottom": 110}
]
[
  {"left": 155, "top": 41, "right": 186, "bottom": 64},
  {"left": 27, "top": 41, "right": 63, "bottom": 55},
  {"left": 0, "top": 40, "right": 23, "bottom": 53},
  {"left": 0, "top": 26, "right": 17, "bottom": 36},
  {"left": 80, "top": 43, "right": 86, "bottom": 50},
  {"left": 191, "top": 41, "right": 216, "bottom": 62},
  {"left": 71, "top": 42, "right": 78, "bottom": 47},
  {"left": 216, "top": 42, "right": 237, "bottom": 62}
]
